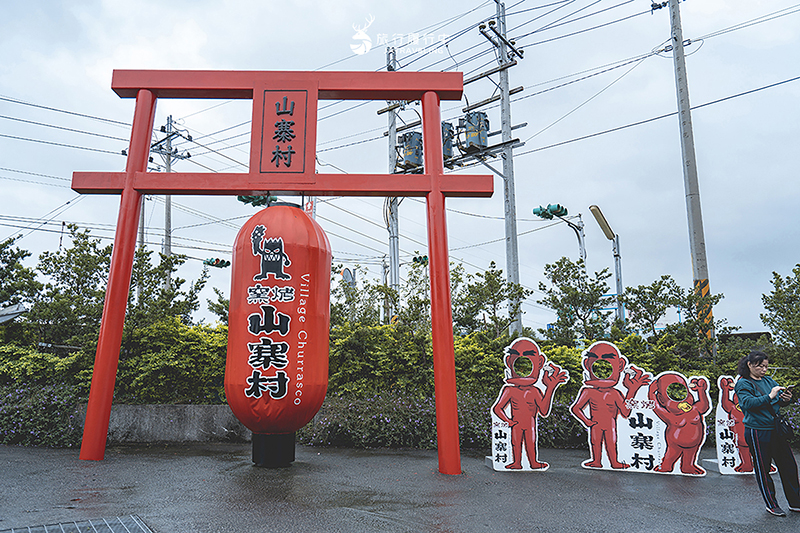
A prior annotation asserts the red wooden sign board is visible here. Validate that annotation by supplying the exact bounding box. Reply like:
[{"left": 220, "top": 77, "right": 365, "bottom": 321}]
[{"left": 72, "top": 70, "right": 493, "bottom": 475}]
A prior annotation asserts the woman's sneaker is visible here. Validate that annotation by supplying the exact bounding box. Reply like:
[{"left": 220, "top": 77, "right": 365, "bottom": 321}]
[{"left": 767, "top": 506, "right": 787, "bottom": 517}]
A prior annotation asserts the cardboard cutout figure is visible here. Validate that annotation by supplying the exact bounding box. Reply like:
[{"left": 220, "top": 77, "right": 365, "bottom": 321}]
[
  {"left": 570, "top": 341, "right": 651, "bottom": 470},
  {"left": 715, "top": 375, "right": 753, "bottom": 474},
  {"left": 648, "top": 372, "right": 711, "bottom": 476},
  {"left": 490, "top": 338, "right": 569, "bottom": 471}
]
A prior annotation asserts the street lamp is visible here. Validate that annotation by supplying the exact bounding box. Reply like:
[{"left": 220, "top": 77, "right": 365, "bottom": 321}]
[
  {"left": 532, "top": 203, "right": 586, "bottom": 262},
  {"left": 589, "top": 205, "right": 624, "bottom": 325}
]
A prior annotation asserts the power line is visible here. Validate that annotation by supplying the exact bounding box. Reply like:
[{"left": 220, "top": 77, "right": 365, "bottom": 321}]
[
  {"left": 522, "top": 55, "right": 649, "bottom": 142},
  {"left": 302, "top": 2, "right": 800, "bottom": 156},
  {"left": 314, "top": 0, "right": 494, "bottom": 71},
  {"left": 512, "top": 0, "right": 637, "bottom": 40},
  {"left": 505, "top": 0, "right": 581, "bottom": 35},
  {"left": 0, "top": 167, "right": 70, "bottom": 182},
  {"left": 513, "top": 74, "right": 800, "bottom": 157},
  {"left": 0, "top": 174, "right": 71, "bottom": 189},
  {"left": 517, "top": 8, "right": 649, "bottom": 47},
  {"left": 148, "top": 196, "right": 243, "bottom": 230},
  {"left": 505, "top": 0, "right": 573, "bottom": 17},
  {"left": 2, "top": 195, "right": 86, "bottom": 242},
  {"left": 0, "top": 114, "right": 129, "bottom": 141},
  {"left": 451, "top": 219, "right": 564, "bottom": 251},
  {"left": 0, "top": 95, "right": 130, "bottom": 126},
  {"left": 0, "top": 133, "right": 124, "bottom": 155},
  {"left": 695, "top": 3, "right": 800, "bottom": 41}
]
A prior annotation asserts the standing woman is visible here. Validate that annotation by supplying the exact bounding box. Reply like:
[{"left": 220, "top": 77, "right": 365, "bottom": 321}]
[{"left": 734, "top": 350, "right": 800, "bottom": 517}]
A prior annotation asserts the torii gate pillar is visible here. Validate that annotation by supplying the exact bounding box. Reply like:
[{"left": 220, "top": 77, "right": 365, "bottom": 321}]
[{"left": 72, "top": 70, "right": 493, "bottom": 475}]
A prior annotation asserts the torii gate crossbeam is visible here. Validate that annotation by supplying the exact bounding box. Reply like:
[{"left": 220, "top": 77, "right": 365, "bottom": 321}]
[{"left": 73, "top": 70, "right": 493, "bottom": 475}]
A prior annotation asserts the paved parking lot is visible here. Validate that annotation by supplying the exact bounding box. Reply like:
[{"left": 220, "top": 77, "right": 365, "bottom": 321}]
[{"left": 2, "top": 444, "right": 799, "bottom": 532}]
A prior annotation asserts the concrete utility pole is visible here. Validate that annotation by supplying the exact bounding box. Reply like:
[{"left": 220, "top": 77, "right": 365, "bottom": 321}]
[
  {"left": 386, "top": 47, "right": 400, "bottom": 322},
  {"left": 137, "top": 195, "right": 146, "bottom": 302},
  {"left": 150, "top": 115, "right": 190, "bottom": 290},
  {"left": 495, "top": 1, "right": 522, "bottom": 335},
  {"left": 164, "top": 117, "right": 173, "bottom": 261},
  {"left": 668, "top": 0, "right": 713, "bottom": 339}
]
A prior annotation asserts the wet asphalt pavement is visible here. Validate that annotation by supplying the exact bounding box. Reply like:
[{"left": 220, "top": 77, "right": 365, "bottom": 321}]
[{"left": 2, "top": 443, "right": 800, "bottom": 532}]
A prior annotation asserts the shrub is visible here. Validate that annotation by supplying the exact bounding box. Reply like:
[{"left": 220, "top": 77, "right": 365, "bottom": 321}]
[
  {"left": 328, "top": 324, "right": 433, "bottom": 398},
  {"left": 115, "top": 318, "right": 227, "bottom": 404},
  {"left": 298, "top": 392, "right": 438, "bottom": 448},
  {"left": 297, "top": 390, "right": 587, "bottom": 451},
  {"left": 0, "top": 383, "right": 83, "bottom": 447}
]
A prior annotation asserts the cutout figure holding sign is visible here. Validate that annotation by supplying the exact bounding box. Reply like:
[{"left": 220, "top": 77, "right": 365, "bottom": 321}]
[
  {"left": 491, "top": 338, "right": 568, "bottom": 471},
  {"left": 570, "top": 341, "right": 651, "bottom": 470}
]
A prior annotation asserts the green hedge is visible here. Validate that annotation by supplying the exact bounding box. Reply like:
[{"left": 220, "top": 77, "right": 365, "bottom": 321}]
[
  {"left": 0, "top": 383, "right": 83, "bottom": 447},
  {"left": 3, "top": 320, "right": 800, "bottom": 451},
  {"left": 296, "top": 391, "right": 587, "bottom": 450}
]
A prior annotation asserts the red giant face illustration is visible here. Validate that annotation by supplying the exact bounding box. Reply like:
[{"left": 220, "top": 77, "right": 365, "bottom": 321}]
[
  {"left": 582, "top": 341, "right": 626, "bottom": 388},
  {"left": 504, "top": 338, "right": 545, "bottom": 386}
]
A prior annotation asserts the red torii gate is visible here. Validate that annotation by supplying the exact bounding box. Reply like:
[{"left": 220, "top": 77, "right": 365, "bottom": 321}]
[{"left": 72, "top": 70, "right": 493, "bottom": 475}]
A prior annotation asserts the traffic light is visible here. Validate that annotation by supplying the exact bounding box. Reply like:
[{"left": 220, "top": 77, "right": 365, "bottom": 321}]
[
  {"left": 412, "top": 255, "right": 429, "bottom": 266},
  {"left": 532, "top": 206, "right": 553, "bottom": 219},
  {"left": 238, "top": 195, "right": 278, "bottom": 207},
  {"left": 532, "top": 204, "right": 569, "bottom": 219},
  {"left": 204, "top": 258, "right": 231, "bottom": 268}
]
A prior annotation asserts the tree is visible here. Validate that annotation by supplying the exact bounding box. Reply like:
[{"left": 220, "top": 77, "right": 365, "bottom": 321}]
[
  {"left": 761, "top": 264, "right": 800, "bottom": 349},
  {"left": 450, "top": 262, "right": 479, "bottom": 334},
  {"left": 330, "top": 265, "right": 383, "bottom": 328},
  {"left": 396, "top": 256, "right": 429, "bottom": 332},
  {"left": 0, "top": 236, "right": 40, "bottom": 308},
  {"left": 622, "top": 275, "right": 682, "bottom": 337},
  {"left": 621, "top": 274, "right": 727, "bottom": 360},
  {"left": 673, "top": 283, "right": 727, "bottom": 359},
  {"left": 125, "top": 247, "right": 208, "bottom": 332},
  {"left": 207, "top": 287, "right": 229, "bottom": 325},
  {"left": 25, "top": 225, "right": 112, "bottom": 349},
  {"left": 537, "top": 257, "right": 613, "bottom": 345},
  {"left": 458, "top": 261, "right": 531, "bottom": 339}
]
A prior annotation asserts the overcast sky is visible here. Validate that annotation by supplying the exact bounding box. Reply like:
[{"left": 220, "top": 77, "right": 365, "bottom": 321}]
[{"left": 1, "top": 0, "right": 798, "bottom": 335}]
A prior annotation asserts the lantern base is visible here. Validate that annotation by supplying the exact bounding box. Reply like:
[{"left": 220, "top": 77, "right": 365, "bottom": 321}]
[{"left": 252, "top": 433, "right": 296, "bottom": 468}]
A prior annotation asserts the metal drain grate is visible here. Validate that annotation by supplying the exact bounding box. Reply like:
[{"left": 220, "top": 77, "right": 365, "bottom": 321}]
[{"left": 0, "top": 514, "right": 152, "bottom": 533}]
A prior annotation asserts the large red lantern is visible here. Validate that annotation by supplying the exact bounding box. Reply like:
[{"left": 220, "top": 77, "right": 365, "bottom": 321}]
[{"left": 226, "top": 203, "right": 331, "bottom": 466}]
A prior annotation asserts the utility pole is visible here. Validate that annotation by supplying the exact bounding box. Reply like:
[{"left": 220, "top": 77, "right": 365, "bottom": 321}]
[
  {"left": 136, "top": 199, "right": 146, "bottom": 302},
  {"left": 386, "top": 47, "right": 400, "bottom": 323},
  {"left": 473, "top": 1, "right": 525, "bottom": 335},
  {"left": 667, "top": 0, "right": 714, "bottom": 346},
  {"left": 150, "top": 115, "right": 191, "bottom": 290},
  {"left": 496, "top": 1, "right": 522, "bottom": 335}
]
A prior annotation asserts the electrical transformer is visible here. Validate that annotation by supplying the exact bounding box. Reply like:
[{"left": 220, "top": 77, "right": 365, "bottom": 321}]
[{"left": 459, "top": 111, "right": 489, "bottom": 153}]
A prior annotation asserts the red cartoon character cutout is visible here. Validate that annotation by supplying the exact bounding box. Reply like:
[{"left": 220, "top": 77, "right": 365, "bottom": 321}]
[
  {"left": 490, "top": 338, "right": 569, "bottom": 471},
  {"left": 648, "top": 372, "right": 711, "bottom": 476},
  {"left": 570, "top": 341, "right": 651, "bottom": 470}
]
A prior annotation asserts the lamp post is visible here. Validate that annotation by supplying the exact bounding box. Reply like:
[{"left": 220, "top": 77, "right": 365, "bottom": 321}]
[
  {"left": 589, "top": 205, "right": 624, "bottom": 325},
  {"left": 532, "top": 203, "right": 586, "bottom": 262}
]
